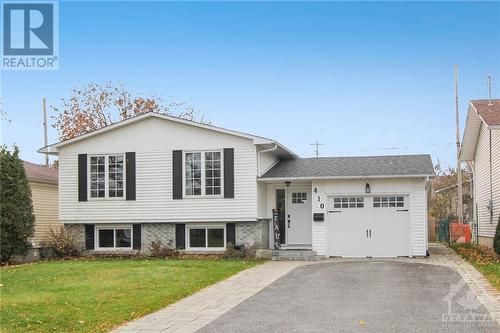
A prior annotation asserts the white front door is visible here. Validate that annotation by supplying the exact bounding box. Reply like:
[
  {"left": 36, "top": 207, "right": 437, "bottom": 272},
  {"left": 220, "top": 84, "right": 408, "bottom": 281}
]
[
  {"left": 286, "top": 187, "right": 312, "bottom": 245},
  {"left": 327, "top": 195, "right": 410, "bottom": 257}
]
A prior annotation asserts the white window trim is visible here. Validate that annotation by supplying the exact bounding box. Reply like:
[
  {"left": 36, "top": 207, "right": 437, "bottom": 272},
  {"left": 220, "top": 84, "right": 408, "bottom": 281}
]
[
  {"left": 95, "top": 224, "right": 133, "bottom": 251},
  {"left": 186, "top": 224, "right": 226, "bottom": 251},
  {"left": 183, "top": 150, "right": 224, "bottom": 198},
  {"left": 88, "top": 153, "right": 126, "bottom": 200}
]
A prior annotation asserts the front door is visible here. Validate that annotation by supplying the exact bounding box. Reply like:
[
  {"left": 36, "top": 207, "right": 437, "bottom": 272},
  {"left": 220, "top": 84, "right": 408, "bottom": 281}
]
[{"left": 286, "top": 187, "right": 312, "bottom": 245}]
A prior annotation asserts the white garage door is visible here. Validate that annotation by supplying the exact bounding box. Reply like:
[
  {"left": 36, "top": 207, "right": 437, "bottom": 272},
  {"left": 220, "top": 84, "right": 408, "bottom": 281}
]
[{"left": 327, "top": 195, "right": 410, "bottom": 257}]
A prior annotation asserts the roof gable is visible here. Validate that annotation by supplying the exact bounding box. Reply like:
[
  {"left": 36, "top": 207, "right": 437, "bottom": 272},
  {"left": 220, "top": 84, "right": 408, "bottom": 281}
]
[
  {"left": 460, "top": 100, "right": 500, "bottom": 161},
  {"left": 39, "top": 112, "right": 296, "bottom": 157}
]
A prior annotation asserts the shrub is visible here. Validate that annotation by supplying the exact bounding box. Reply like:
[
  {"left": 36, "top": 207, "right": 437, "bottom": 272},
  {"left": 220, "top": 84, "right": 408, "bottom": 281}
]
[
  {"left": 42, "top": 226, "right": 82, "bottom": 259},
  {"left": 494, "top": 214, "right": 500, "bottom": 255},
  {"left": 224, "top": 243, "right": 244, "bottom": 259},
  {"left": 0, "top": 146, "right": 35, "bottom": 263},
  {"left": 149, "top": 240, "right": 175, "bottom": 258},
  {"left": 224, "top": 243, "right": 257, "bottom": 260}
]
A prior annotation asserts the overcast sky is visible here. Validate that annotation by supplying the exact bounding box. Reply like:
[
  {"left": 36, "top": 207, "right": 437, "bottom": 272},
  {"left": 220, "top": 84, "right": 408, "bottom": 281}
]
[{"left": 2, "top": 1, "right": 500, "bottom": 168}]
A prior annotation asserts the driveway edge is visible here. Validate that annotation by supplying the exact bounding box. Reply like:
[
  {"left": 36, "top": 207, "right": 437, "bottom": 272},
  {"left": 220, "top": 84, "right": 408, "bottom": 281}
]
[{"left": 112, "top": 261, "right": 305, "bottom": 333}]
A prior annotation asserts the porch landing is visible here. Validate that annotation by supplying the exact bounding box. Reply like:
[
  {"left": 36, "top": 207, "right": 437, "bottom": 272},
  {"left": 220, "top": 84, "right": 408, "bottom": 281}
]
[{"left": 271, "top": 249, "right": 323, "bottom": 261}]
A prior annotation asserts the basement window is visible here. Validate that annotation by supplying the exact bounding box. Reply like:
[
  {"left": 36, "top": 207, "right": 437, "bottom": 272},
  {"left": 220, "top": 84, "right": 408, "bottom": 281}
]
[
  {"left": 187, "top": 225, "right": 225, "bottom": 250},
  {"left": 96, "top": 226, "right": 132, "bottom": 250}
]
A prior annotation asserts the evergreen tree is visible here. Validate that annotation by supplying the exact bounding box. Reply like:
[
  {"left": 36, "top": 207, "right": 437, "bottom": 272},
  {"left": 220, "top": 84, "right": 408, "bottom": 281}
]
[
  {"left": 494, "top": 214, "right": 500, "bottom": 255},
  {"left": 0, "top": 146, "right": 35, "bottom": 263}
]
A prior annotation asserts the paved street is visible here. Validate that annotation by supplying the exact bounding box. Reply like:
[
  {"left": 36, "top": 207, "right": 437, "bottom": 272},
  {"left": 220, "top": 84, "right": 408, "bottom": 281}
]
[{"left": 199, "top": 261, "right": 499, "bottom": 333}]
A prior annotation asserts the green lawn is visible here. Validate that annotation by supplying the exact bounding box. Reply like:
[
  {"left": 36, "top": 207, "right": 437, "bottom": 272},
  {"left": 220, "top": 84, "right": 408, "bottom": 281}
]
[
  {"left": 451, "top": 243, "right": 500, "bottom": 291},
  {"left": 0, "top": 258, "right": 259, "bottom": 333}
]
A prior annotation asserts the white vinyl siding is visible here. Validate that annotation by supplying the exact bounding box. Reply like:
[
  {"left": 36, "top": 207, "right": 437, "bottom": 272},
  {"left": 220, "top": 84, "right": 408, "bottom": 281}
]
[
  {"left": 473, "top": 125, "right": 500, "bottom": 238},
  {"left": 29, "top": 181, "right": 59, "bottom": 247},
  {"left": 58, "top": 117, "right": 258, "bottom": 223},
  {"left": 257, "top": 149, "right": 279, "bottom": 176}
]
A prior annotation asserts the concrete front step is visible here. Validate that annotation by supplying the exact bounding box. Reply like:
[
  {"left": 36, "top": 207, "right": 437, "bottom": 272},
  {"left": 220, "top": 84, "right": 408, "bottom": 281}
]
[{"left": 271, "top": 250, "right": 323, "bottom": 261}]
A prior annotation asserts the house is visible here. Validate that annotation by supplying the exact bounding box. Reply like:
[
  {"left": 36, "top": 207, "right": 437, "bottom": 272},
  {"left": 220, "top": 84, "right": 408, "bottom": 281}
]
[
  {"left": 23, "top": 161, "right": 59, "bottom": 259},
  {"left": 460, "top": 99, "right": 500, "bottom": 248},
  {"left": 39, "top": 112, "right": 434, "bottom": 258}
]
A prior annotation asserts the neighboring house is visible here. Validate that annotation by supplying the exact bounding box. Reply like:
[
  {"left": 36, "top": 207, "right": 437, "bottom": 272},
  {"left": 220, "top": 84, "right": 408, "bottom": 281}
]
[
  {"left": 460, "top": 99, "right": 500, "bottom": 248},
  {"left": 39, "top": 112, "right": 433, "bottom": 258},
  {"left": 23, "top": 161, "right": 59, "bottom": 253}
]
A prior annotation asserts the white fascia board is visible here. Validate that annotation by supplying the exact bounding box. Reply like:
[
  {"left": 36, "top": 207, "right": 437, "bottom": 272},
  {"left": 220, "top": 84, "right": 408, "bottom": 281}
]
[
  {"left": 257, "top": 174, "right": 434, "bottom": 182},
  {"left": 460, "top": 105, "right": 482, "bottom": 161},
  {"left": 38, "top": 112, "right": 297, "bottom": 157}
]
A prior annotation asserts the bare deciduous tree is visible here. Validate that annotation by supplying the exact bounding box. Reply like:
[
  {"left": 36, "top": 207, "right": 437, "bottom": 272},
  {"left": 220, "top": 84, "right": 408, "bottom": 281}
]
[{"left": 52, "top": 82, "right": 197, "bottom": 141}]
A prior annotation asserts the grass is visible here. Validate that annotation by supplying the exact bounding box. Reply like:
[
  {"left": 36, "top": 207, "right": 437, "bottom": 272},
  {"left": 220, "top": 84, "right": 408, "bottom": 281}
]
[
  {"left": 0, "top": 258, "right": 260, "bottom": 333},
  {"left": 451, "top": 243, "right": 500, "bottom": 291}
]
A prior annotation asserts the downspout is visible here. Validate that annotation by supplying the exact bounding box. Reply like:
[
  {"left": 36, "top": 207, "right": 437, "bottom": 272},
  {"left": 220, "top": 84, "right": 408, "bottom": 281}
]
[
  {"left": 467, "top": 160, "right": 478, "bottom": 245},
  {"left": 257, "top": 144, "right": 278, "bottom": 177},
  {"left": 489, "top": 129, "right": 493, "bottom": 223}
]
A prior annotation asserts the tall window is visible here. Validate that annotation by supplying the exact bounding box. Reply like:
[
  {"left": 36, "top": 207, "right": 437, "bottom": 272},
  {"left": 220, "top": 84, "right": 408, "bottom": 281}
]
[
  {"left": 185, "top": 152, "right": 202, "bottom": 195},
  {"left": 90, "top": 156, "right": 106, "bottom": 198},
  {"left": 108, "top": 155, "right": 124, "bottom": 197},
  {"left": 89, "top": 154, "right": 125, "bottom": 199},
  {"left": 185, "top": 151, "right": 222, "bottom": 196},
  {"left": 205, "top": 152, "right": 221, "bottom": 195}
]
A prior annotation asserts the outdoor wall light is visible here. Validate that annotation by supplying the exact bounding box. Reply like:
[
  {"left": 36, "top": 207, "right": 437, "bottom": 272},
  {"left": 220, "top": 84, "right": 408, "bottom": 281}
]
[
  {"left": 365, "top": 183, "right": 371, "bottom": 193},
  {"left": 285, "top": 181, "right": 291, "bottom": 187}
]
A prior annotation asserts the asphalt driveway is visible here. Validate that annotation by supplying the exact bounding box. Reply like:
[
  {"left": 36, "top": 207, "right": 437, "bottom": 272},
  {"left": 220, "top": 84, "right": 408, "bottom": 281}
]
[{"left": 199, "top": 261, "right": 498, "bottom": 333}]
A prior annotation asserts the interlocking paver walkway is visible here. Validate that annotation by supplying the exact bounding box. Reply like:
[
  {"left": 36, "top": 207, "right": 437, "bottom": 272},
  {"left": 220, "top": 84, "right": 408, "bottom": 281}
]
[{"left": 111, "top": 261, "right": 305, "bottom": 333}]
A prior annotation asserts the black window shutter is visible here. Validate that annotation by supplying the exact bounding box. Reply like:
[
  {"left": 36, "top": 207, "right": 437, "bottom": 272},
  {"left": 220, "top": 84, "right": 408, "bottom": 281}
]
[
  {"left": 226, "top": 223, "right": 236, "bottom": 246},
  {"left": 126, "top": 152, "right": 136, "bottom": 201},
  {"left": 133, "top": 224, "right": 141, "bottom": 250},
  {"left": 175, "top": 224, "right": 185, "bottom": 249},
  {"left": 85, "top": 224, "right": 94, "bottom": 250},
  {"left": 173, "top": 150, "right": 183, "bottom": 200},
  {"left": 224, "top": 148, "right": 234, "bottom": 198},
  {"left": 78, "top": 154, "right": 88, "bottom": 201}
]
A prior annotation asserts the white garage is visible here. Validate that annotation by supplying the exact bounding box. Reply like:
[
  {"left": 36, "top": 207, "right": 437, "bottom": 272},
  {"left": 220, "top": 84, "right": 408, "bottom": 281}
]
[
  {"left": 260, "top": 155, "right": 434, "bottom": 258},
  {"left": 327, "top": 195, "right": 410, "bottom": 257}
]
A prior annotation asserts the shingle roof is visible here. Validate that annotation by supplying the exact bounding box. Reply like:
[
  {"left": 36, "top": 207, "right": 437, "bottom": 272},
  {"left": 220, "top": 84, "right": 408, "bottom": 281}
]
[
  {"left": 23, "top": 161, "right": 58, "bottom": 184},
  {"left": 260, "top": 154, "right": 434, "bottom": 179},
  {"left": 470, "top": 99, "right": 500, "bottom": 126}
]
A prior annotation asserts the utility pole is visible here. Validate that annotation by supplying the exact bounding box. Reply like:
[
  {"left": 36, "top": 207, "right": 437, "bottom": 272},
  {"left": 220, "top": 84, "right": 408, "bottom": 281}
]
[
  {"left": 454, "top": 65, "right": 463, "bottom": 221},
  {"left": 43, "top": 98, "right": 49, "bottom": 166},
  {"left": 310, "top": 140, "right": 324, "bottom": 158}
]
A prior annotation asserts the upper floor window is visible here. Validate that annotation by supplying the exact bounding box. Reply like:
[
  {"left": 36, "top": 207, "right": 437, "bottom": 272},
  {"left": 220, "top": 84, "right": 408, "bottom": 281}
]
[
  {"left": 185, "top": 151, "right": 222, "bottom": 196},
  {"left": 90, "top": 154, "right": 124, "bottom": 198}
]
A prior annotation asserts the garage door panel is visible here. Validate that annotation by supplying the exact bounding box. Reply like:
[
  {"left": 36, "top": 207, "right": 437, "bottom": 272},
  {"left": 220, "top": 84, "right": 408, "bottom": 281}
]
[{"left": 327, "top": 195, "right": 410, "bottom": 258}]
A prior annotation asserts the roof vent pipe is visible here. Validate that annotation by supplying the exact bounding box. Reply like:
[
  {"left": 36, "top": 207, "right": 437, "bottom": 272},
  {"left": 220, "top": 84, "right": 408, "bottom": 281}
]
[{"left": 486, "top": 75, "right": 493, "bottom": 106}]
